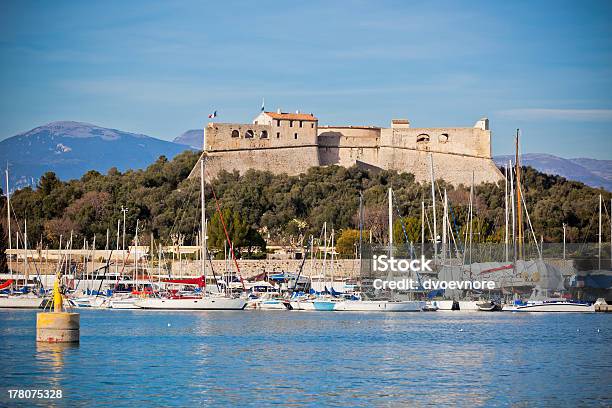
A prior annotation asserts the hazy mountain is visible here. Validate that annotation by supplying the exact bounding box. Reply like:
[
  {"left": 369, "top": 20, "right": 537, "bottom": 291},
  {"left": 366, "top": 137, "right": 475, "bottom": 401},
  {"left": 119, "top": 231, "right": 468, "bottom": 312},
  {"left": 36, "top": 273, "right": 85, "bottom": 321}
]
[
  {"left": 494, "top": 153, "right": 612, "bottom": 191},
  {"left": 1, "top": 121, "right": 191, "bottom": 190},
  {"left": 173, "top": 129, "right": 203, "bottom": 149}
]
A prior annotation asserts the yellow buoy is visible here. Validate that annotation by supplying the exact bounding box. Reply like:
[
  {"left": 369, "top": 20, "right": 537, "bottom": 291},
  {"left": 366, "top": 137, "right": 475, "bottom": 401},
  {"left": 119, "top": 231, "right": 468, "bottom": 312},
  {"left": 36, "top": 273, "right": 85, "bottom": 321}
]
[{"left": 36, "top": 273, "right": 80, "bottom": 343}]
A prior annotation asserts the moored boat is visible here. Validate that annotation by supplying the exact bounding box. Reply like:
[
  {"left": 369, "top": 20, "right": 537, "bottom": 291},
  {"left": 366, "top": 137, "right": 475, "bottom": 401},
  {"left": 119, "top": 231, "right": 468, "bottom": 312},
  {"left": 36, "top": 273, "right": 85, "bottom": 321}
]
[
  {"left": 0, "top": 293, "right": 44, "bottom": 309},
  {"left": 503, "top": 299, "right": 595, "bottom": 312},
  {"left": 477, "top": 300, "right": 502, "bottom": 311},
  {"left": 134, "top": 294, "right": 246, "bottom": 310}
]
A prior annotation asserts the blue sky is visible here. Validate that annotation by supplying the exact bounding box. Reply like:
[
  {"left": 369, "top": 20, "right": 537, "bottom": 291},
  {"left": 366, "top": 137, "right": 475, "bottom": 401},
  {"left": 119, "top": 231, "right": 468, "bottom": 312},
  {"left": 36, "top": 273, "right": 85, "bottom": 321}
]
[{"left": 1, "top": 0, "right": 611, "bottom": 158}]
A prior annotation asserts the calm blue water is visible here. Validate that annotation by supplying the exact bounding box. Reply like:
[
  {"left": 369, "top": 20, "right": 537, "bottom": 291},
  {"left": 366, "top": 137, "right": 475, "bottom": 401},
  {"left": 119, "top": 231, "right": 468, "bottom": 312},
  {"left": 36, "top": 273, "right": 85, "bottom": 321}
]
[{"left": 1, "top": 310, "right": 611, "bottom": 407}]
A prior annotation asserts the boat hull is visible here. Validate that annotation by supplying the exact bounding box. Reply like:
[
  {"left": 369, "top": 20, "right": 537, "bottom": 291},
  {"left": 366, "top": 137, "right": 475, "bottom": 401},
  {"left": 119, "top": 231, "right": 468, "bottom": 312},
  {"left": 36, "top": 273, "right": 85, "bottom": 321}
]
[
  {"left": 134, "top": 297, "right": 246, "bottom": 310},
  {"left": 335, "top": 300, "right": 425, "bottom": 312},
  {"left": 109, "top": 297, "right": 140, "bottom": 309},
  {"left": 247, "top": 299, "right": 290, "bottom": 310},
  {"left": 312, "top": 300, "right": 336, "bottom": 311},
  {"left": 432, "top": 300, "right": 480, "bottom": 311},
  {"left": 0, "top": 296, "right": 44, "bottom": 309},
  {"left": 289, "top": 300, "right": 316, "bottom": 310},
  {"left": 503, "top": 302, "right": 595, "bottom": 312}
]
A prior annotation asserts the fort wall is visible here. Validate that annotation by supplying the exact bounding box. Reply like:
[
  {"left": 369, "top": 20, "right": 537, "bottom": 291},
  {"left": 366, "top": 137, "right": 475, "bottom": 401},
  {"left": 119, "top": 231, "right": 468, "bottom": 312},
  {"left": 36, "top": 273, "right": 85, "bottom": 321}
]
[
  {"left": 189, "top": 112, "right": 504, "bottom": 186},
  {"left": 317, "top": 126, "right": 381, "bottom": 168}
]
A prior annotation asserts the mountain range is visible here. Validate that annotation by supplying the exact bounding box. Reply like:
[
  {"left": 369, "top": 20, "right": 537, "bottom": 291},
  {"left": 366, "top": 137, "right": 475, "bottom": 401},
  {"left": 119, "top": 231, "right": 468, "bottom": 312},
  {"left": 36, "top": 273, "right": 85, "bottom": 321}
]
[
  {"left": 173, "top": 129, "right": 203, "bottom": 149},
  {"left": 493, "top": 154, "right": 612, "bottom": 191},
  {"left": 1, "top": 122, "right": 609, "bottom": 191},
  {"left": 0, "top": 121, "right": 191, "bottom": 190}
]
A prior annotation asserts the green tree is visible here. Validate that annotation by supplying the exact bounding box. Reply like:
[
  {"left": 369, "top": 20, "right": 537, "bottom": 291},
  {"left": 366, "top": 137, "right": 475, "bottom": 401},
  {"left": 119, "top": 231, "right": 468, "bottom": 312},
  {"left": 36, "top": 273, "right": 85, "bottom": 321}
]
[{"left": 336, "top": 229, "right": 359, "bottom": 256}]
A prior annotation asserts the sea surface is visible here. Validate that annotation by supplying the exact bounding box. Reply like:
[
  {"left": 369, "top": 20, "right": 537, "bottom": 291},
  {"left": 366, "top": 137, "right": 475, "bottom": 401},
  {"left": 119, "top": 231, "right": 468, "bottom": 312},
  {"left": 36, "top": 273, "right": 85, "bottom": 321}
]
[{"left": 1, "top": 309, "right": 611, "bottom": 407}]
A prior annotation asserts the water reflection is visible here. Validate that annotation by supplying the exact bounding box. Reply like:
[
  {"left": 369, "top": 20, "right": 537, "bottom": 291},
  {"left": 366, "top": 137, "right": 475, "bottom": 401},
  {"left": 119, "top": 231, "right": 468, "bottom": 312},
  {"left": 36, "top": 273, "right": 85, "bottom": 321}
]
[{"left": 0, "top": 310, "right": 610, "bottom": 407}]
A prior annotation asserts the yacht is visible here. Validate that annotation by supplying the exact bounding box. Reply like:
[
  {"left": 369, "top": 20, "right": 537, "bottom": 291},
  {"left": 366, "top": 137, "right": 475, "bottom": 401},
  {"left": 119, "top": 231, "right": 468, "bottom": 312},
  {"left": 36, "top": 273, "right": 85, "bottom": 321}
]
[
  {"left": 0, "top": 293, "right": 44, "bottom": 309},
  {"left": 134, "top": 293, "right": 246, "bottom": 310},
  {"left": 334, "top": 299, "right": 425, "bottom": 312},
  {"left": 503, "top": 299, "right": 595, "bottom": 312}
]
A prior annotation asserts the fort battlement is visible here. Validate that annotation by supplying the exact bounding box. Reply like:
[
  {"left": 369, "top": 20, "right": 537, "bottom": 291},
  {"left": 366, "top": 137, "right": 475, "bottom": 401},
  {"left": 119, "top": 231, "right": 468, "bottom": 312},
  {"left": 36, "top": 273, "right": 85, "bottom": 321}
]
[{"left": 189, "top": 111, "right": 503, "bottom": 186}]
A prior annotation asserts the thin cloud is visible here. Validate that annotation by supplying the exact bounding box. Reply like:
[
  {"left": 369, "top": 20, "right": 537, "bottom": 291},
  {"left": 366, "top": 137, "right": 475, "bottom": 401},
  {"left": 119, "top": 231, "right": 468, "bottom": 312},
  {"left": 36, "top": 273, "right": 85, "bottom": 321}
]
[{"left": 497, "top": 108, "right": 612, "bottom": 121}]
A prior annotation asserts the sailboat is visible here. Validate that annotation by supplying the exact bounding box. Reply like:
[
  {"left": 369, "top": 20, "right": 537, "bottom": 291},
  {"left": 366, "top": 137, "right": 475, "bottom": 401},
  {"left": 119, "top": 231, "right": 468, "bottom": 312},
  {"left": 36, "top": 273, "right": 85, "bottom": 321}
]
[
  {"left": 0, "top": 169, "right": 45, "bottom": 309},
  {"left": 335, "top": 189, "right": 425, "bottom": 312},
  {"left": 500, "top": 130, "right": 595, "bottom": 312},
  {"left": 134, "top": 157, "right": 246, "bottom": 310}
]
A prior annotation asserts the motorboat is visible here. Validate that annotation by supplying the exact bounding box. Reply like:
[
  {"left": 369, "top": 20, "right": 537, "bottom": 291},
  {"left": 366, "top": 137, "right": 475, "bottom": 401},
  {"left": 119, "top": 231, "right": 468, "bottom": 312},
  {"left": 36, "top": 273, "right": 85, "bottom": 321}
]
[
  {"left": 477, "top": 300, "right": 502, "bottom": 311},
  {"left": 503, "top": 299, "right": 595, "bottom": 312}
]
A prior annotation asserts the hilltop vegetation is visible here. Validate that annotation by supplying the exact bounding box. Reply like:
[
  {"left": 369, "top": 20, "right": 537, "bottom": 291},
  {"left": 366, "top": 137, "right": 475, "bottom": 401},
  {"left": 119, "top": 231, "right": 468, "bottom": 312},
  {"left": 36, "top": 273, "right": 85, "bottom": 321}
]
[{"left": 1, "top": 150, "right": 610, "bottom": 260}]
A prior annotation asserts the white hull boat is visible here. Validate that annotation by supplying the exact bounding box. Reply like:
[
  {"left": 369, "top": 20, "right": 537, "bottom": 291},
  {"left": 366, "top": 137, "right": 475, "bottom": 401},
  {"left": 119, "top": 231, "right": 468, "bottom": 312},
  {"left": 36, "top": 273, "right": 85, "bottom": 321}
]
[
  {"left": 71, "top": 296, "right": 108, "bottom": 309},
  {"left": 247, "top": 298, "right": 290, "bottom": 310},
  {"left": 431, "top": 300, "right": 480, "bottom": 311},
  {"left": 335, "top": 300, "right": 425, "bottom": 312},
  {"left": 109, "top": 296, "right": 140, "bottom": 309},
  {"left": 0, "top": 294, "right": 43, "bottom": 309},
  {"left": 503, "top": 300, "right": 595, "bottom": 312},
  {"left": 289, "top": 300, "right": 316, "bottom": 310},
  {"left": 134, "top": 296, "right": 246, "bottom": 310}
]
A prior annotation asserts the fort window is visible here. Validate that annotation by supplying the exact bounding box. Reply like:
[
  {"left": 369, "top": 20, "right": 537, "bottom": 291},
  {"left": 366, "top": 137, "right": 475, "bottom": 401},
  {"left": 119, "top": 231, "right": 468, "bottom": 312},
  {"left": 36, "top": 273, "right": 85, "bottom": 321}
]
[
  {"left": 276, "top": 132, "right": 280, "bottom": 138},
  {"left": 290, "top": 120, "right": 294, "bottom": 127},
  {"left": 311, "top": 123, "right": 314, "bottom": 128},
  {"left": 299, "top": 121, "right": 303, "bottom": 128},
  {"left": 439, "top": 133, "right": 449, "bottom": 143},
  {"left": 231, "top": 129, "right": 240, "bottom": 138},
  {"left": 245, "top": 129, "right": 254, "bottom": 138},
  {"left": 260, "top": 130, "right": 268, "bottom": 139},
  {"left": 417, "top": 133, "right": 430, "bottom": 143},
  {"left": 294, "top": 133, "right": 298, "bottom": 139},
  {"left": 276, "top": 120, "right": 281, "bottom": 127}
]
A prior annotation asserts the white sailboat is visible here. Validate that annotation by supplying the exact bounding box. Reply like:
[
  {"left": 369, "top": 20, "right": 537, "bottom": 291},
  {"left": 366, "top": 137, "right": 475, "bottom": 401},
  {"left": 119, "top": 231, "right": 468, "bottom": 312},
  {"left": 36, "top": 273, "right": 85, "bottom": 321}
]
[
  {"left": 0, "top": 170, "right": 45, "bottom": 309},
  {"left": 334, "top": 298, "right": 425, "bottom": 312},
  {"left": 134, "top": 157, "right": 246, "bottom": 311}
]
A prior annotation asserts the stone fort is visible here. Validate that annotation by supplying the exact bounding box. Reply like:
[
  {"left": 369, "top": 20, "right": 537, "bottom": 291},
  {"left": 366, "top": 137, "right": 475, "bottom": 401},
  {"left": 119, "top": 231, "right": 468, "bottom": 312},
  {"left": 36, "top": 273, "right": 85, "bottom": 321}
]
[{"left": 189, "top": 110, "right": 504, "bottom": 185}]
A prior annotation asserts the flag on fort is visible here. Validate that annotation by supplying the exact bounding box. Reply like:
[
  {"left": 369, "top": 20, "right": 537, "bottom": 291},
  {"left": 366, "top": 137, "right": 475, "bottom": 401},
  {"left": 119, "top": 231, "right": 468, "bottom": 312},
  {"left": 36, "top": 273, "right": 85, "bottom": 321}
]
[
  {"left": 208, "top": 110, "right": 217, "bottom": 119},
  {"left": 261, "top": 98, "right": 265, "bottom": 112}
]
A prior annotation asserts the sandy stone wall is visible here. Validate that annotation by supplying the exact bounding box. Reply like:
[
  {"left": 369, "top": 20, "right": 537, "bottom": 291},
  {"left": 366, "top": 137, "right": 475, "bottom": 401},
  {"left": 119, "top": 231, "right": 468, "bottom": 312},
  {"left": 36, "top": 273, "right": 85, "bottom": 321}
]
[
  {"left": 171, "top": 259, "right": 362, "bottom": 278},
  {"left": 318, "top": 126, "right": 381, "bottom": 168},
  {"left": 201, "top": 146, "right": 321, "bottom": 178},
  {"left": 379, "top": 148, "right": 504, "bottom": 186}
]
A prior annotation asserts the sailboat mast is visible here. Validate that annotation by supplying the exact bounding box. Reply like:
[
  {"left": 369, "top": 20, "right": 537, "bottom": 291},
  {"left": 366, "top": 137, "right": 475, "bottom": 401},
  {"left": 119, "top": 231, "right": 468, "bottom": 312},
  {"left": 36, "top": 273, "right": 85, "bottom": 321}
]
[
  {"left": 429, "top": 154, "right": 437, "bottom": 263},
  {"left": 5, "top": 168, "right": 12, "bottom": 280},
  {"left": 469, "top": 172, "right": 474, "bottom": 274},
  {"left": 116, "top": 219, "right": 120, "bottom": 276},
  {"left": 200, "top": 158, "right": 207, "bottom": 282},
  {"left": 358, "top": 192, "right": 363, "bottom": 261},
  {"left": 599, "top": 194, "right": 602, "bottom": 270},
  {"left": 92, "top": 235, "right": 96, "bottom": 293},
  {"left": 504, "top": 162, "right": 509, "bottom": 262},
  {"left": 323, "top": 221, "right": 327, "bottom": 279},
  {"left": 121, "top": 205, "right": 127, "bottom": 273},
  {"left": 421, "top": 200, "right": 425, "bottom": 259},
  {"left": 388, "top": 188, "right": 393, "bottom": 258},
  {"left": 510, "top": 160, "right": 516, "bottom": 269},
  {"left": 135, "top": 219, "right": 139, "bottom": 289},
  {"left": 330, "top": 229, "right": 335, "bottom": 291},
  {"left": 515, "top": 129, "right": 523, "bottom": 259},
  {"left": 24, "top": 219, "right": 28, "bottom": 284},
  {"left": 442, "top": 189, "right": 447, "bottom": 263}
]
